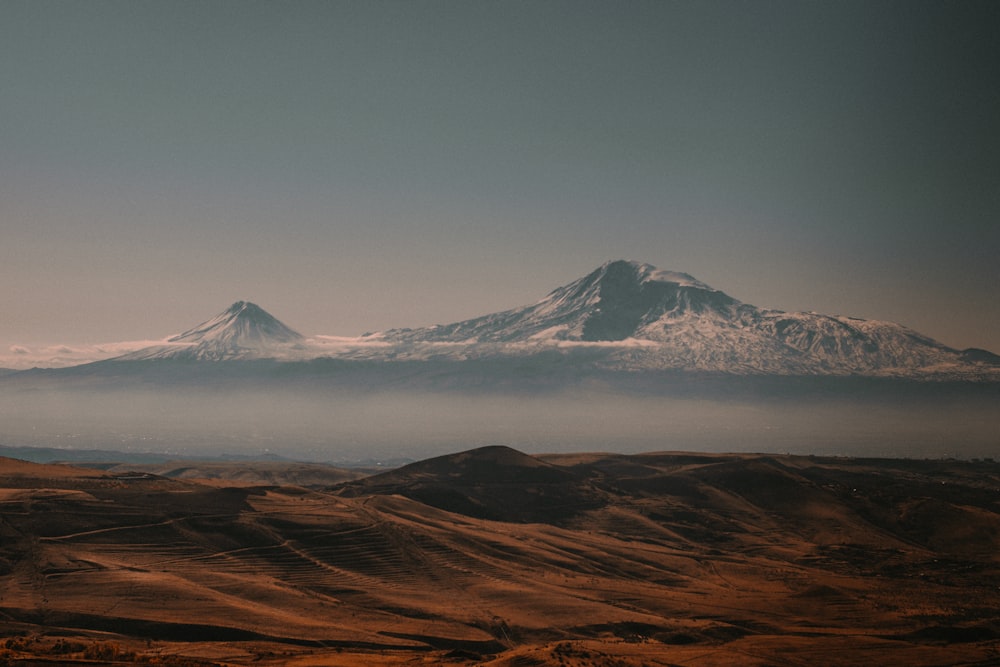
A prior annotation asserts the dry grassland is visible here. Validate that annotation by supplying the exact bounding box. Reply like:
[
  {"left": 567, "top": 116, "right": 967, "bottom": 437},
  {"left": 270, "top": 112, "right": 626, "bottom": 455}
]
[{"left": 2, "top": 447, "right": 999, "bottom": 665}]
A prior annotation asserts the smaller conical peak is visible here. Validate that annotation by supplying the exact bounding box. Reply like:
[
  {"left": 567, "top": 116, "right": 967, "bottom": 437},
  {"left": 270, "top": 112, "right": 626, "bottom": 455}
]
[{"left": 168, "top": 301, "right": 303, "bottom": 345}]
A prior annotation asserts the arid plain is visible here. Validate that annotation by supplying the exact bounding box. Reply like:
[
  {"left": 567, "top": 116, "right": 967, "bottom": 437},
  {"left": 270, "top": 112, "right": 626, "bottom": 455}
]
[{"left": 2, "top": 446, "right": 1000, "bottom": 666}]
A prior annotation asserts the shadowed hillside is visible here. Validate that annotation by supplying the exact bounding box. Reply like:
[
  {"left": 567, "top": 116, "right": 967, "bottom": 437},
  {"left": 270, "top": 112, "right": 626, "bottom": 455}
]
[{"left": 334, "top": 445, "right": 607, "bottom": 521}]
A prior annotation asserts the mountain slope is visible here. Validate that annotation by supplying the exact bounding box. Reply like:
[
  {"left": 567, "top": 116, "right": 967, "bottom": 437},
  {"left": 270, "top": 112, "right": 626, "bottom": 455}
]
[
  {"left": 114, "top": 301, "right": 305, "bottom": 361},
  {"left": 380, "top": 260, "right": 731, "bottom": 344},
  {"left": 367, "top": 260, "right": 992, "bottom": 378}
]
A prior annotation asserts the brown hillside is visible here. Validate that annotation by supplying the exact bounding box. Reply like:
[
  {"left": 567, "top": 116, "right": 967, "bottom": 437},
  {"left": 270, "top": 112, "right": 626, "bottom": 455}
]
[{"left": 2, "top": 449, "right": 1000, "bottom": 665}]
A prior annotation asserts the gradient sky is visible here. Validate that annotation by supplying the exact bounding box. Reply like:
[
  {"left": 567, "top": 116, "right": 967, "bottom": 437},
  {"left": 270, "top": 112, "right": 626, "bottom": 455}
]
[{"left": 3, "top": 0, "right": 999, "bottom": 361}]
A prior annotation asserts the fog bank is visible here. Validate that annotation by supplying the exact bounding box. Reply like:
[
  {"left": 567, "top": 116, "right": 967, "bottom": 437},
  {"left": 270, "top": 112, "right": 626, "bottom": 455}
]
[{"left": 1, "top": 383, "right": 996, "bottom": 463}]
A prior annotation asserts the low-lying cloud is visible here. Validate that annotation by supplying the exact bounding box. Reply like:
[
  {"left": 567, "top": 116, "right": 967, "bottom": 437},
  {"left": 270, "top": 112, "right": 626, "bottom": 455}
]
[{"left": 0, "top": 340, "right": 166, "bottom": 369}]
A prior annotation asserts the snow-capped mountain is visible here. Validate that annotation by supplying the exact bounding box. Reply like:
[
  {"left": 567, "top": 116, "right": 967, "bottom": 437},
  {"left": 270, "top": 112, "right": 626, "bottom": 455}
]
[
  {"left": 114, "top": 301, "right": 306, "bottom": 361},
  {"left": 365, "top": 260, "right": 996, "bottom": 378},
  {"left": 380, "top": 260, "right": 733, "bottom": 344},
  {"left": 79, "top": 261, "right": 997, "bottom": 379}
]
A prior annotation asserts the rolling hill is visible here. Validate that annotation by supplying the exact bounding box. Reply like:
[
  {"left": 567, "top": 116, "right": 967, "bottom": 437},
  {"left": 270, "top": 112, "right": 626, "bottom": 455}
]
[{"left": 2, "top": 448, "right": 1000, "bottom": 665}]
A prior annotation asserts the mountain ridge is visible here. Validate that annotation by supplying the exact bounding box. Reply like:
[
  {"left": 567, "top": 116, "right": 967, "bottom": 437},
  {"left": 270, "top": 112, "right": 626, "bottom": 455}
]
[
  {"left": 377, "top": 260, "right": 738, "bottom": 344},
  {"left": 18, "top": 260, "right": 1000, "bottom": 379}
]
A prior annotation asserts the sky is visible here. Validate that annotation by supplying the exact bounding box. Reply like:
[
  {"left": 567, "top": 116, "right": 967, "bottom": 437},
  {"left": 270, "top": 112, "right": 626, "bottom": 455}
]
[{"left": 2, "top": 0, "right": 999, "bottom": 366}]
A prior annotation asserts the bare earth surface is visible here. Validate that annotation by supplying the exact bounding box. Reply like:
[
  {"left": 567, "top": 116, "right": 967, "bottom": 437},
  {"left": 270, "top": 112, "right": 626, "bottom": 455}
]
[{"left": 2, "top": 447, "right": 1000, "bottom": 666}]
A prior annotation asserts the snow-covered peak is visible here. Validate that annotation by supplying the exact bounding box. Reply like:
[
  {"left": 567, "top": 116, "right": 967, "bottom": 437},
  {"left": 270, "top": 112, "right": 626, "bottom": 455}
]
[
  {"left": 380, "top": 260, "right": 739, "bottom": 344},
  {"left": 115, "top": 301, "right": 305, "bottom": 361},
  {"left": 363, "top": 260, "right": 993, "bottom": 378},
  {"left": 599, "top": 260, "right": 714, "bottom": 291},
  {"left": 168, "top": 301, "right": 303, "bottom": 345}
]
